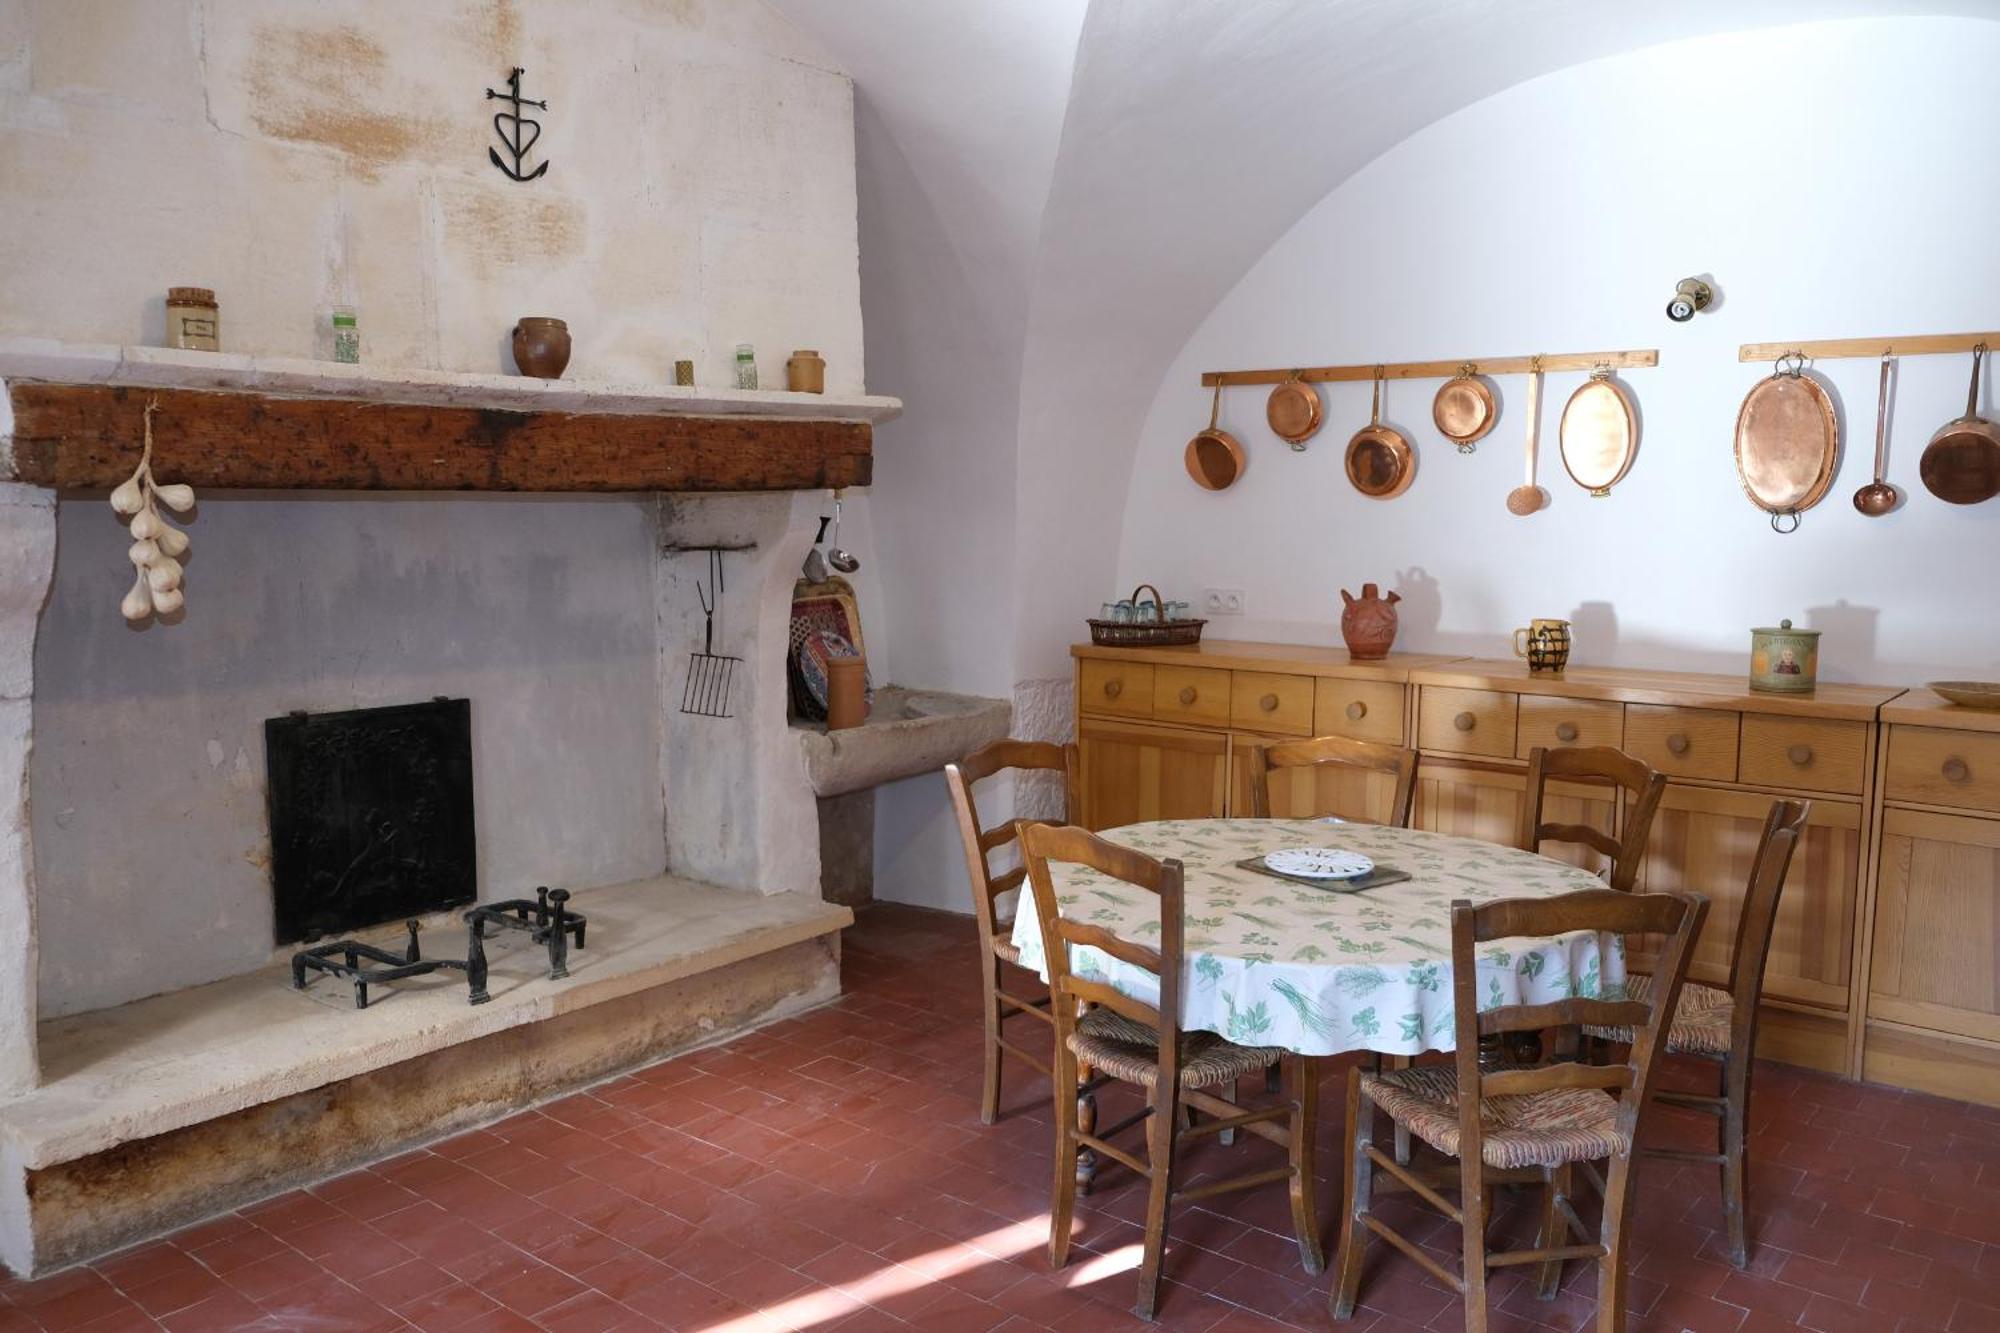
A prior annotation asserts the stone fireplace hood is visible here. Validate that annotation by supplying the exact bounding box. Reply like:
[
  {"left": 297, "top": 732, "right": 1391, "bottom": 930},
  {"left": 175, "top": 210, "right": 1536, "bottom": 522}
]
[{"left": 0, "top": 338, "right": 901, "bottom": 493}]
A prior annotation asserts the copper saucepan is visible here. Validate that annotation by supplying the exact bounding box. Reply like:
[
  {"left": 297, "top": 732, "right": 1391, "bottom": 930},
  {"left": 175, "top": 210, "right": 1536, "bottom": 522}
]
[
  {"left": 1345, "top": 368, "right": 1414, "bottom": 499},
  {"left": 1919, "top": 345, "right": 2000, "bottom": 505},
  {"left": 1185, "top": 383, "right": 1246, "bottom": 491},
  {"left": 1266, "top": 370, "right": 1322, "bottom": 449},
  {"left": 1433, "top": 363, "right": 1497, "bottom": 453}
]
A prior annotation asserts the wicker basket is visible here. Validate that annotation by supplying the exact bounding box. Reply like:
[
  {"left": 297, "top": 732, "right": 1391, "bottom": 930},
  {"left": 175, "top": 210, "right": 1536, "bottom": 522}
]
[{"left": 1087, "top": 583, "right": 1207, "bottom": 647}]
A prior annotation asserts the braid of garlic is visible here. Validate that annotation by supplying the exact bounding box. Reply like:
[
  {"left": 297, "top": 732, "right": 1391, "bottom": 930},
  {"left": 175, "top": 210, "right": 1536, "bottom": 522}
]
[{"left": 109, "top": 399, "right": 197, "bottom": 623}]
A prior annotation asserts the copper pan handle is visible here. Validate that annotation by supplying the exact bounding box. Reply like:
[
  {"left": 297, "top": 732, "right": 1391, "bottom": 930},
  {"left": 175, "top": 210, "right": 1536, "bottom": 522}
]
[
  {"left": 1873, "top": 356, "right": 1893, "bottom": 481},
  {"left": 1966, "top": 345, "right": 1987, "bottom": 421}
]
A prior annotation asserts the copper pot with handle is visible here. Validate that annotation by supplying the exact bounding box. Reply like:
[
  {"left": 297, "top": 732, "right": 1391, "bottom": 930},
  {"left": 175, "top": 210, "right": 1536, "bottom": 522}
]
[
  {"left": 1266, "top": 370, "right": 1322, "bottom": 449},
  {"left": 1344, "top": 368, "right": 1414, "bottom": 499},
  {"left": 1919, "top": 344, "right": 2000, "bottom": 505}
]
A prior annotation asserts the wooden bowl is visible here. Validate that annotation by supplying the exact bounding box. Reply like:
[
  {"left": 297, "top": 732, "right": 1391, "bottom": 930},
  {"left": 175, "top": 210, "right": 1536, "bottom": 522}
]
[{"left": 1929, "top": 680, "right": 2000, "bottom": 709}]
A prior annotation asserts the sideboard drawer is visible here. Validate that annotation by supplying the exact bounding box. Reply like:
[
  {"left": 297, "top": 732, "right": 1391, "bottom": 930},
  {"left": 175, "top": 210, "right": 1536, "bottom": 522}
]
[
  {"left": 1626, "top": 704, "right": 1739, "bottom": 782},
  {"left": 1079, "top": 660, "right": 1154, "bottom": 718},
  {"left": 1152, "top": 665, "right": 1232, "bottom": 726},
  {"left": 1417, "top": 686, "right": 1518, "bottom": 759},
  {"left": 1230, "top": 671, "right": 1315, "bottom": 736},
  {"left": 1886, "top": 726, "right": 2000, "bottom": 811},
  {"left": 1516, "top": 696, "right": 1624, "bottom": 759},
  {"left": 1740, "top": 716, "right": 1869, "bottom": 796},
  {"left": 1314, "top": 679, "right": 1405, "bottom": 745}
]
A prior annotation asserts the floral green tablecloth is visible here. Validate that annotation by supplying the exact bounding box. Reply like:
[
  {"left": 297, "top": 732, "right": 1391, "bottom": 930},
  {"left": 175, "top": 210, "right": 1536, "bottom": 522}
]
[{"left": 1009, "top": 819, "right": 1625, "bottom": 1057}]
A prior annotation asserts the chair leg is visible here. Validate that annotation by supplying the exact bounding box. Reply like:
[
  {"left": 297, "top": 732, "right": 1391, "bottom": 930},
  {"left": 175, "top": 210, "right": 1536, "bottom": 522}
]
[
  {"left": 1218, "top": 1076, "right": 1239, "bottom": 1147},
  {"left": 979, "top": 956, "right": 1003, "bottom": 1126},
  {"left": 1049, "top": 1042, "right": 1081, "bottom": 1270},
  {"left": 1536, "top": 1162, "right": 1572, "bottom": 1299},
  {"left": 1720, "top": 1052, "right": 1753, "bottom": 1268},
  {"left": 1133, "top": 1081, "right": 1179, "bottom": 1320},
  {"left": 1329, "top": 1069, "right": 1373, "bottom": 1320},
  {"left": 1461, "top": 1154, "right": 1490, "bottom": 1333},
  {"left": 1287, "top": 1054, "right": 1324, "bottom": 1274},
  {"left": 1266, "top": 1062, "right": 1283, "bottom": 1096},
  {"left": 1076, "top": 1065, "right": 1098, "bottom": 1196},
  {"left": 1595, "top": 1152, "right": 1638, "bottom": 1333},
  {"left": 1386, "top": 1054, "right": 1413, "bottom": 1166}
]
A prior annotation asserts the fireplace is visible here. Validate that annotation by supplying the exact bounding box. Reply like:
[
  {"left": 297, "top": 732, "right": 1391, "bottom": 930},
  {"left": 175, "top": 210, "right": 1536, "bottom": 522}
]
[{"left": 264, "top": 698, "right": 478, "bottom": 946}]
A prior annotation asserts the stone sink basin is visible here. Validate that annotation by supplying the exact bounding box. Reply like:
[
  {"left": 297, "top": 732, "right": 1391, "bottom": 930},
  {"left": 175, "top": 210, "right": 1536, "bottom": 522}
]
[{"left": 793, "top": 686, "right": 1011, "bottom": 797}]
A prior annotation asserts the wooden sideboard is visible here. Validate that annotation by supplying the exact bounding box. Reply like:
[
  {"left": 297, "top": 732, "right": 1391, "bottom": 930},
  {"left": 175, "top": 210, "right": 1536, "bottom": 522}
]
[{"left": 1072, "top": 641, "right": 2000, "bottom": 1106}]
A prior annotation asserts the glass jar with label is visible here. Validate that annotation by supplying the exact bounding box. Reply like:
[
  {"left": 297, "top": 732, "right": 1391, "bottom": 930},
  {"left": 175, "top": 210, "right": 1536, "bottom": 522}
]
[
  {"left": 330, "top": 307, "right": 360, "bottom": 364},
  {"left": 734, "top": 344, "right": 758, "bottom": 390},
  {"left": 165, "top": 287, "right": 219, "bottom": 352}
]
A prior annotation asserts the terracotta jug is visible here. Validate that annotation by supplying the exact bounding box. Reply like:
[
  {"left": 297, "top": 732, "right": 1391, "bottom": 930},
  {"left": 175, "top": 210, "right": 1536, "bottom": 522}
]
[
  {"left": 1340, "top": 583, "right": 1400, "bottom": 660},
  {"left": 511, "top": 317, "right": 571, "bottom": 378}
]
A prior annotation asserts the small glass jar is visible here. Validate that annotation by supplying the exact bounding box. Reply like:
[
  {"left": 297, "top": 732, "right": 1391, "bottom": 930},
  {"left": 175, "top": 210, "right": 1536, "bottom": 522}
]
[
  {"left": 674, "top": 359, "right": 695, "bottom": 387},
  {"left": 165, "top": 287, "right": 219, "bottom": 352},
  {"left": 734, "top": 343, "right": 758, "bottom": 390},
  {"left": 330, "top": 307, "right": 360, "bottom": 364}
]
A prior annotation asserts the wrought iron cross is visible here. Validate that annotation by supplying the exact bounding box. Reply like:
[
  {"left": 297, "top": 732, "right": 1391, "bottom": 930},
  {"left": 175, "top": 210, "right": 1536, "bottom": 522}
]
[{"left": 485, "top": 67, "right": 549, "bottom": 181}]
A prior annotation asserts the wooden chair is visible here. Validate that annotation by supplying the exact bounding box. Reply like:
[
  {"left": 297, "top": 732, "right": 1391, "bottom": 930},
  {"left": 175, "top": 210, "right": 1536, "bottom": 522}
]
[
  {"left": 1518, "top": 746, "right": 1667, "bottom": 892},
  {"left": 944, "top": 740, "right": 1079, "bottom": 1125},
  {"left": 1330, "top": 886, "right": 1708, "bottom": 1332},
  {"left": 1584, "top": 798, "right": 1810, "bottom": 1268},
  {"left": 1020, "top": 822, "right": 1322, "bottom": 1319},
  {"left": 1247, "top": 735, "right": 1419, "bottom": 827}
]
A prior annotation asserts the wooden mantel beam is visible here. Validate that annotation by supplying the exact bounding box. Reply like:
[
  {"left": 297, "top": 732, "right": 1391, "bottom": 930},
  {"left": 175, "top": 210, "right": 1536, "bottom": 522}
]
[{"left": 3, "top": 384, "right": 873, "bottom": 493}]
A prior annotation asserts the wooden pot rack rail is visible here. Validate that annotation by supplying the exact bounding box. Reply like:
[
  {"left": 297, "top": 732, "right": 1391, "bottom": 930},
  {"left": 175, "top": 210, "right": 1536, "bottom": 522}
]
[
  {"left": 1200, "top": 348, "right": 1657, "bottom": 388},
  {"left": 1738, "top": 330, "right": 2000, "bottom": 362}
]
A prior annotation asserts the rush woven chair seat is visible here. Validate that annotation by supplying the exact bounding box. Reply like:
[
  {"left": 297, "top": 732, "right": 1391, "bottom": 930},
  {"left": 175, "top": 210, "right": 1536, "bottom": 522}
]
[
  {"left": 1022, "top": 822, "right": 1322, "bottom": 1320},
  {"left": 1518, "top": 745, "right": 1667, "bottom": 891},
  {"left": 1583, "top": 798, "right": 1810, "bottom": 1269},
  {"left": 1330, "top": 885, "right": 1708, "bottom": 1333},
  {"left": 1359, "top": 1063, "right": 1629, "bottom": 1171},
  {"left": 945, "top": 739, "right": 1080, "bottom": 1125},
  {"left": 1068, "top": 1007, "right": 1283, "bottom": 1088},
  {"left": 1247, "top": 734, "right": 1419, "bottom": 827}
]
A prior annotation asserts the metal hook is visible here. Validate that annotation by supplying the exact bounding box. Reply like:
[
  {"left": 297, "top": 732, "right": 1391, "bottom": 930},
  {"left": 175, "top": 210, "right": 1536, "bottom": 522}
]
[{"left": 1771, "top": 509, "right": 1801, "bottom": 535}]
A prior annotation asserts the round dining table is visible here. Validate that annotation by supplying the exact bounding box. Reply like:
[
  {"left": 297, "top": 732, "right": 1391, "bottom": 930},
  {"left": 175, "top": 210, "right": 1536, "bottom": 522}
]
[{"left": 1008, "top": 818, "right": 1627, "bottom": 1057}]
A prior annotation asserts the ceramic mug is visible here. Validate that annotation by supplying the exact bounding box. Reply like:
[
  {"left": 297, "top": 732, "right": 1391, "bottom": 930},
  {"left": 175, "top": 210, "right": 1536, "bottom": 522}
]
[{"left": 1513, "top": 618, "right": 1572, "bottom": 674}]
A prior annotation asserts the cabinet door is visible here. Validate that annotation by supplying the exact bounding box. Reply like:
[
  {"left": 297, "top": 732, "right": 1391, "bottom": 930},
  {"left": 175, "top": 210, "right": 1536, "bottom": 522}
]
[
  {"left": 1636, "top": 785, "right": 1860, "bottom": 1011},
  {"left": 1412, "top": 760, "right": 1615, "bottom": 876},
  {"left": 1229, "top": 733, "right": 1397, "bottom": 824},
  {"left": 1869, "top": 808, "right": 2000, "bottom": 1042},
  {"left": 1077, "top": 719, "right": 1229, "bottom": 831}
]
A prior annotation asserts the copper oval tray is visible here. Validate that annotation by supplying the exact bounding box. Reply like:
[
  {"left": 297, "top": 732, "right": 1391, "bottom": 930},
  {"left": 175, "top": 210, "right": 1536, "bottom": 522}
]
[
  {"left": 1558, "top": 375, "right": 1638, "bottom": 495},
  {"left": 1736, "top": 373, "right": 1838, "bottom": 517},
  {"left": 1267, "top": 380, "right": 1323, "bottom": 445},
  {"left": 1433, "top": 374, "right": 1496, "bottom": 447}
]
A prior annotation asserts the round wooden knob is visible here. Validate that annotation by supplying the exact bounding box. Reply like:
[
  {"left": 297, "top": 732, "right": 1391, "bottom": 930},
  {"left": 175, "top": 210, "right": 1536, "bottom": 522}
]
[
  {"left": 1943, "top": 757, "right": 1972, "bottom": 784},
  {"left": 1555, "top": 722, "right": 1579, "bottom": 743},
  {"left": 1788, "top": 744, "right": 1814, "bottom": 766},
  {"left": 1179, "top": 686, "right": 1197, "bottom": 706},
  {"left": 1666, "top": 733, "right": 1690, "bottom": 756},
  {"left": 1346, "top": 701, "right": 1367, "bottom": 721},
  {"left": 1103, "top": 679, "right": 1122, "bottom": 699},
  {"left": 1259, "top": 693, "right": 1279, "bottom": 712},
  {"left": 1454, "top": 711, "right": 1477, "bottom": 732}
]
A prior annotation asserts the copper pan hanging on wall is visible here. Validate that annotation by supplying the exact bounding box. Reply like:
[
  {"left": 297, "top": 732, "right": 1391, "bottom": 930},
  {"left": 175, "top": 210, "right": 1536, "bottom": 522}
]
[
  {"left": 1557, "top": 364, "right": 1639, "bottom": 496},
  {"left": 1344, "top": 368, "right": 1415, "bottom": 499},
  {"left": 1919, "top": 344, "right": 2000, "bottom": 505},
  {"left": 1432, "top": 363, "right": 1497, "bottom": 453},
  {"left": 1185, "top": 383, "right": 1247, "bottom": 491},
  {"left": 1735, "top": 351, "right": 1839, "bottom": 533},
  {"left": 1265, "top": 370, "right": 1322, "bottom": 449}
]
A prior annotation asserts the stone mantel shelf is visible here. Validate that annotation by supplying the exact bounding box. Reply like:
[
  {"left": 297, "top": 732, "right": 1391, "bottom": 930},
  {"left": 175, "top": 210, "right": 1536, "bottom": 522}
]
[{"left": 0, "top": 337, "right": 899, "bottom": 493}]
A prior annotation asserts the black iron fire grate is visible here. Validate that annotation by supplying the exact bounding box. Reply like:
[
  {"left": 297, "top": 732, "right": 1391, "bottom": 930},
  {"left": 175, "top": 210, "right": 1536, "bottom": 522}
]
[{"left": 290, "top": 920, "right": 477, "bottom": 1010}]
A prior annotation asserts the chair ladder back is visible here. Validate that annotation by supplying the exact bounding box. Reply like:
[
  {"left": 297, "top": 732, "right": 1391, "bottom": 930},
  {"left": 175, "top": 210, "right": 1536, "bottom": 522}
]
[
  {"left": 1021, "top": 822, "right": 1185, "bottom": 1086},
  {"left": 946, "top": 740, "right": 1081, "bottom": 948},
  {"left": 1251, "top": 734, "right": 1419, "bottom": 827},
  {"left": 1519, "top": 745, "right": 1668, "bottom": 892},
  {"left": 1450, "top": 886, "right": 1709, "bottom": 1144},
  {"left": 1724, "top": 799, "right": 1811, "bottom": 1015}
]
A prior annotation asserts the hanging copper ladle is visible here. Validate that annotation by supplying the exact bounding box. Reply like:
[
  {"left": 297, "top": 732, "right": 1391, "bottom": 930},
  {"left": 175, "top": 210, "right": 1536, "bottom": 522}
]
[{"left": 1853, "top": 355, "right": 1900, "bottom": 517}]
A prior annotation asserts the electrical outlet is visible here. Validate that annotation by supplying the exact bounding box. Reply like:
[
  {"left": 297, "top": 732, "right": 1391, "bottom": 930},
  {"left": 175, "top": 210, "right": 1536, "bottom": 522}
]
[{"left": 1202, "top": 588, "right": 1244, "bottom": 616}]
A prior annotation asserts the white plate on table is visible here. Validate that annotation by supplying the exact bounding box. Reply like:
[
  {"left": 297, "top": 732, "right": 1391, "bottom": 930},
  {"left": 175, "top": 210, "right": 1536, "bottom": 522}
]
[{"left": 1263, "top": 846, "right": 1374, "bottom": 880}]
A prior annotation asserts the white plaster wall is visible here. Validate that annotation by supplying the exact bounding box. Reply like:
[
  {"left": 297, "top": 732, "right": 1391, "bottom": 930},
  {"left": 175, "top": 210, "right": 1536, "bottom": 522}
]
[
  {"left": 2, "top": 0, "right": 877, "bottom": 1015},
  {"left": 1117, "top": 18, "right": 2000, "bottom": 686},
  {"left": 32, "top": 496, "right": 667, "bottom": 1017}
]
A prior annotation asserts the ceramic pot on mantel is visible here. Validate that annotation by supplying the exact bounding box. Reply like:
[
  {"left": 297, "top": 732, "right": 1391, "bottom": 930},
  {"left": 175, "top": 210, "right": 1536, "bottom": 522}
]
[
  {"left": 511, "top": 317, "right": 571, "bottom": 378},
  {"left": 1340, "top": 583, "right": 1400, "bottom": 660}
]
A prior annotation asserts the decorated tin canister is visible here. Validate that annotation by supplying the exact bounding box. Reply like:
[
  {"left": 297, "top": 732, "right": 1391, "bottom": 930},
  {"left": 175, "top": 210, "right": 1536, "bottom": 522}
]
[{"left": 1749, "top": 618, "right": 1820, "bottom": 693}]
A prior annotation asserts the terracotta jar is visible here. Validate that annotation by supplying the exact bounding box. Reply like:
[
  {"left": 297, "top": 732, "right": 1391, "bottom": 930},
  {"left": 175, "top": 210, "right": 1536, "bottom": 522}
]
[
  {"left": 825, "top": 654, "right": 868, "bottom": 730},
  {"left": 786, "top": 349, "right": 826, "bottom": 394},
  {"left": 1339, "top": 583, "right": 1400, "bottom": 660},
  {"left": 511, "top": 317, "right": 571, "bottom": 378}
]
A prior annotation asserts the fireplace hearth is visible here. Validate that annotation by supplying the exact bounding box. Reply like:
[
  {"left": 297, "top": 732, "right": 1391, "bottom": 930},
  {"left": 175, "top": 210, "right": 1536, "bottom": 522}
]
[{"left": 265, "top": 698, "right": 477, "bottom": 945}]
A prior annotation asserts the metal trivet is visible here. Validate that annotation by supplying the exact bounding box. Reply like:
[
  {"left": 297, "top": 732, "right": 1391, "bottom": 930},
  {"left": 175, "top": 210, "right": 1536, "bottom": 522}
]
[
  {"left": 291, "top": 920, "right": 479, "bottom": 1010},
  {"left": 463, "top": 886, "right": 585, "bottom": 1004}
]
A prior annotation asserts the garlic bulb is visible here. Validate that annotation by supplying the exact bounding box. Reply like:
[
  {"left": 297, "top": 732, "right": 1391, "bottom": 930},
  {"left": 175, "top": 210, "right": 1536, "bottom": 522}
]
[{"left": 108, "top": 399, "right": 197, "bottom": 625}]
